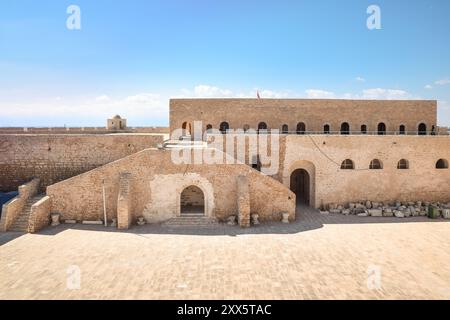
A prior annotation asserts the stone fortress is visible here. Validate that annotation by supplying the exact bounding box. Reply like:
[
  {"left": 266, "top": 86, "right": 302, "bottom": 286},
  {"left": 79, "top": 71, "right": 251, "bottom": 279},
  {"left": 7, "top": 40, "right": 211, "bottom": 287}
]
[{"left": 1, "top": 98, "right": 449, "bottom": 233}]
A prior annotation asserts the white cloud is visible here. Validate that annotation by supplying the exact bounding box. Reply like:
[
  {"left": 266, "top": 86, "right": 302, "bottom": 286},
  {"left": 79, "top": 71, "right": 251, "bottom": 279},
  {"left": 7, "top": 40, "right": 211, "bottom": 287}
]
[
  {"left": 254, "top": 89, "right": 290, "bottom": 99},
  {"left": 176, "top": 85, "right": 290, "bottom": 99},
  {"left": 0, "top": 92, "right": 166, "bottom": 120},
  {"left": 435, "top": 78, "right": 450, "bottom": 85},
  {"left": 425, "top": 84, "right": 433, "bottom": 89},
  {"left": 95, "top": 95, "right": 111, "bottom": 102},
  {"left": 304, "top": 88, "right": 418, "bottom": 100},
  {"left": 182, "top": 85, "right": 234, "bottom": 98},
  {"left": 125, "top": 93, "right": 160, "bottom": 104},
  {"left": 356, "top": 76, "right": 365, "bottom": 82},
  {"left": 359, "top": 88, "right": 413, "bottom": 100},
  {"left": 305, "top": 89, "right": 336, "bottom": 99}
]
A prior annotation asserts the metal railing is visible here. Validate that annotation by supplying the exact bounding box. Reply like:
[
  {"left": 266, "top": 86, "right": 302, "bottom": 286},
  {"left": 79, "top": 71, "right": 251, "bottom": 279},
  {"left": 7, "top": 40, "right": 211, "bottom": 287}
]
[{"left": 209, "top": 130, "right": 449, "bottom": 136}]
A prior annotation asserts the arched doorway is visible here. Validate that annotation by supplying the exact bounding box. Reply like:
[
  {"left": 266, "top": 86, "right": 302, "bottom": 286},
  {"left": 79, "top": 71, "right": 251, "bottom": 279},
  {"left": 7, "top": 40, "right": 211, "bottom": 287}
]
[
  {"left": 418, "top": 123, "right": 427, "bottom": 135},
  {"left": 258, "top": 122, "right": 268, "bottom": 133},
  {"left": 290, "top": 169, "right": 310, "bottom": 205},
  {"left": 378, "top": 122, "right": 386, "bottom": 135},
  {"left": 180, "top": 185, "right": 205, "bottom": 215},
  {"left": 296, "top": 122, "right": 306, "bottom": 135},
  {"left": 219, "top": 122, "right": 229, "bottom": 134},
  {"left": 340, "top": 122, "right": 350, "bottom": 135}
]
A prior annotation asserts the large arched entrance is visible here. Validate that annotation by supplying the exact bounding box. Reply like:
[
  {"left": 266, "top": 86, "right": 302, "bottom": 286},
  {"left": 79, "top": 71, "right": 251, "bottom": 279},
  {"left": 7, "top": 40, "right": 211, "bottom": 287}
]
[
  {"left": 290, "top": 169, "right": 310, "bottom": 205},
  {"left": 180, "top": 185, "right": 205, "bottom": 215}
]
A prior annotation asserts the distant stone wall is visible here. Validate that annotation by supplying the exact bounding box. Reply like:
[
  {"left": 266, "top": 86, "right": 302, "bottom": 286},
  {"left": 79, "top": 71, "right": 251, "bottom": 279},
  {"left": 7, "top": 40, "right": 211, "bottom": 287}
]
[
  {"left": 46, "top": 148, "right": 295, "bottom": 224},
  {"left": 0, "top": 134, "right": 164, "bottom": 191},
  {"left": 0, "top": 126, "right": 169, "bottom": 135}
]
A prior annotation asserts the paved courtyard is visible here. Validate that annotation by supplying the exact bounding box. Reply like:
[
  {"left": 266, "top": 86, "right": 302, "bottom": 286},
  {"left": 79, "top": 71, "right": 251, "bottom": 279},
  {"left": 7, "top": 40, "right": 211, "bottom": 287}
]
[{"left": 1, "top": 206, "right": 450, "bottom": 300}]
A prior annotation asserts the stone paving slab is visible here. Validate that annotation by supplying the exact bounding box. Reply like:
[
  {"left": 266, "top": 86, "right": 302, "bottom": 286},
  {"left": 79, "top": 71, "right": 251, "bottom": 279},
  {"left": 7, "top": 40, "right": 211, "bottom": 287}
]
[{"left": 1, "top": 207, "right": 450, "bottom": 300}]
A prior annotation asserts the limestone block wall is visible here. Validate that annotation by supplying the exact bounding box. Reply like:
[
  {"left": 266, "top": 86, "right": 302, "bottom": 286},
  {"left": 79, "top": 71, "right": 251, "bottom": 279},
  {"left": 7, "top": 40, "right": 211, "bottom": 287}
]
[
  {"left": 0, "top": 178, "right": 40, "bottom": 231},
  {"left": 117, "top": 173, "right": 132, "bottom": 229},
  {"left": 0, "top": 133, "right": 164, "bottom": 191},
  {"left": 46, "top": 148, "right": 296, "bottom": 224},
  {"left": 237, "top": 175, "right": 250, "bottom": 227},
  {"left": 170, "top": 99, "right": 437, "bottom": 135},
  {"left": 0, "top": 126, "right": 169, "bottom": 134},
  {"left": 28, "top": 196, "right": 51, "bottom": 233},
  {"left": 281, "top": 135, "right": 450, "bottom": 208}
]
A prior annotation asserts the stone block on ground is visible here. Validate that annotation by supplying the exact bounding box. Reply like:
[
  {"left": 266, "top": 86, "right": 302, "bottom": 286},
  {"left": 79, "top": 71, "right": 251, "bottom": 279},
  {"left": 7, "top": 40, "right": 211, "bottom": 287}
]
[{"left": 369, "top": 209, "right": 383, "bottom": 217}]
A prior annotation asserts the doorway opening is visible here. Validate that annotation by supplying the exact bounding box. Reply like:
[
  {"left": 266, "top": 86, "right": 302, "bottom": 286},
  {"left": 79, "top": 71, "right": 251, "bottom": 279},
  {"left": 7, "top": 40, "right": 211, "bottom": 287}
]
[
  {"left": 180, "top": 185, "right": 205, "bottom": 215},
  {"left": 290, "top": 169, "right": 310, "bottom": 205}
]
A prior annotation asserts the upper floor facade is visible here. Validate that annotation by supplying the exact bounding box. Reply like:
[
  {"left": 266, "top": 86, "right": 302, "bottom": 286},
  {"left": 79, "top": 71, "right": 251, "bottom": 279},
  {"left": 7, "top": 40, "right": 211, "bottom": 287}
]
[{"left": 170, "top": 98, "right": 439, "bottom": 136}]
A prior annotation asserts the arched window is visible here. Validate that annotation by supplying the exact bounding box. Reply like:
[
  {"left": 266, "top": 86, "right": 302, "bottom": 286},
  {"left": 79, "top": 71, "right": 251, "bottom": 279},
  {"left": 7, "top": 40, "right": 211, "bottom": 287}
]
[
  {"left": 219, "top": 122, "right": 229, "bottom": 134},
  {"left": 281, "top": 124, "right": 289, "bottom": 134},
  {"left": 418, "top": 123, "right": 427, "bottom": 135},
  {"left": 296, "top": 122, "right": 306, "bottom": 135},
  {"left": 243, "top": 124, "right": 250, "bottom": 132},
  {"left": 182, "top": 122, "right": 192, "bottom": 136},
  {"left": 397, "top": 159, "right": 409, "bottom": 169},
  {"left": 341, "top": 159, "right": 354, "bottom": 170},
  {"left": 436, "top": 159, "right": 449, "bottom": 169},
  {"left": 369, "top": 159, "right": 383, "bottom": 169},
  {"left": 361, "top": 125, "right": 367, "bottom": 134},
  {"left": 323, "top": 124, "right": 330, "bottom": 134},
  {"left": 399, "top": 125, "right": 406, "bottom": 135},
  {"left": 378, "top": 123, "right": 386, "bottom": 135},
  {"left": 340, "top": 122, "right": 350, "bottom": 135},
  {"left": 257, "top": 122, "right": 268, "bottom": 134}
]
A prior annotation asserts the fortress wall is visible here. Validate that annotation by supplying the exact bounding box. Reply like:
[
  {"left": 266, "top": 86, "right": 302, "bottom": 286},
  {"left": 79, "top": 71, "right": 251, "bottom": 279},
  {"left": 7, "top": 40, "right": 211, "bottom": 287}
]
[
  {"left": 202, "top": 134, "right": 450, "bottom": 207},
  {"left": 282, "top": 135, "right": 450, "bottom": 207},
  {"left": 0, "top": 126, "right": 169, "bottom": 134},
  {"left": 46, "top": 149, "right": 295, "bottom": 223},
  {"left": 170, "top": 99, "right": 437, "bottom": 134},
  {"left": 0, "top": 134, "right": 164, "bottom": 191}
]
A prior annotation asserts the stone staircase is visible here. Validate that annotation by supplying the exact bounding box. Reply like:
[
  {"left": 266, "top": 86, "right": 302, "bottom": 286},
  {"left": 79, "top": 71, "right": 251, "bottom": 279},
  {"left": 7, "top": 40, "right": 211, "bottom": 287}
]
[
  {"left": 164, "top": 214, "right": 220, "bottom": 227},
  {"left": 9, "top": 195, "right": 45, "bottom": 232}
]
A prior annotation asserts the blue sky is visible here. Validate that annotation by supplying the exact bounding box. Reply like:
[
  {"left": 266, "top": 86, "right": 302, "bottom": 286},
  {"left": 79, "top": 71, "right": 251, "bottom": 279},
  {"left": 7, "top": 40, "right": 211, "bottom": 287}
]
[{"left": 1, "top": 0, "right": 450, "bottom": 127}]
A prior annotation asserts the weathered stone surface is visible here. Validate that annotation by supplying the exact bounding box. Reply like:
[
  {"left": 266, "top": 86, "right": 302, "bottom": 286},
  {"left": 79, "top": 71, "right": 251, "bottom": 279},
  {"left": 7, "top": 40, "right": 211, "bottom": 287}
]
[
  {"left": 394, "top": 211, "right": 405, "bottom": 218},
  {"left": 383, "top": 209, "right": 393, "bottom": 217},
  {"left": 227, "top": 215, "right": 237, "bottom": 225},
  {"left": 0, "top": 134, "right": 164, "bottom": 192},
  {"left": 251, "top": 214, "right": 260, "bottom": 225},
  {"left": 342, "top": 209, "right": 351, "bottom": 215},
  {"left": 357, "top": 212, "right": 369, "bottom": 217},
  {"left": 237, "top": 175, "right": 250, "bottom": 228},
  {"left": 443, "top": 209, "right": 450, "bottom": 219},
  {"left": 369, "top": 209, "right": 383, "bottom": 217}
]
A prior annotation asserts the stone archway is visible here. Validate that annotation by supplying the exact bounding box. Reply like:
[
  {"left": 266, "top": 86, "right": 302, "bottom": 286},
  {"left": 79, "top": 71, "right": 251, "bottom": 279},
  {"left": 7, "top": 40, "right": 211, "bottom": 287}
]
[
  {"left": 290, "top": 169, "right": 310, "bottom": 205},
  {"left": 283, "top": 160, "right": 316, "bottom": 208},
  {"left": 180, "top": 185, "right": 205, "bottom": 215}
]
